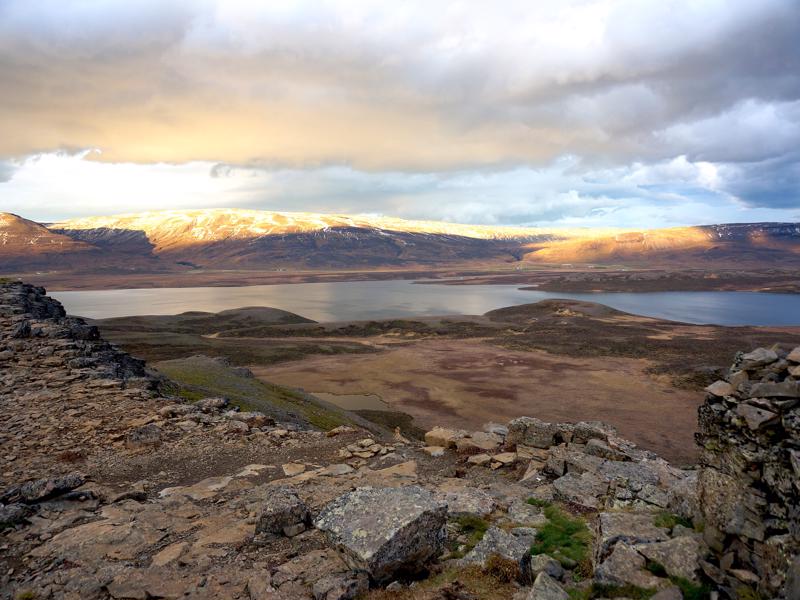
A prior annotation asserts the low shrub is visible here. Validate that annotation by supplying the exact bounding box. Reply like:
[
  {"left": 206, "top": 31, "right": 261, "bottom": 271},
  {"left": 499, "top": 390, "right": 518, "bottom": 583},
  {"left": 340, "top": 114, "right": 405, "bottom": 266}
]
[{"left": 483, "top": 554, "right": 521, "bottom": 583}]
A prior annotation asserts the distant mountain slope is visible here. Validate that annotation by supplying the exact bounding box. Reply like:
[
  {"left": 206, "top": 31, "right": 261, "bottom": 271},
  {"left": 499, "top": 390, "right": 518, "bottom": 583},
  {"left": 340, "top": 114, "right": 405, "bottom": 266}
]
[
  {"left": 1, "top": 208, "right": 799, "bottom": 272},
  {"left": 521, "top": 223, "right": 800, "bottom": 266},
  {"left": 47, "top": 208, "right": 572, "bottom": 269},
  {"left": 0, "top": 213, "right": 92, "bottom": 256}
]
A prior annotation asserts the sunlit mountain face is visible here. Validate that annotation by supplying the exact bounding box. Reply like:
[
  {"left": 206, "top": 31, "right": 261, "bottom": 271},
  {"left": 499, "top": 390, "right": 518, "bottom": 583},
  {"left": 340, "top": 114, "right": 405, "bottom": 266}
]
[{"left": 1, "top": 209, "right": 798, "bottom": 272}]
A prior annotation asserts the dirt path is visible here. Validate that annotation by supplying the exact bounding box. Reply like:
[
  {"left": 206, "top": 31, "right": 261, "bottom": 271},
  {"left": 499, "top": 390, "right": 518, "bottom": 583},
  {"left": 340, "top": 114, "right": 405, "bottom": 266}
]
[{"left": 253, "top": 338, "right": 703, "bottom": 464}]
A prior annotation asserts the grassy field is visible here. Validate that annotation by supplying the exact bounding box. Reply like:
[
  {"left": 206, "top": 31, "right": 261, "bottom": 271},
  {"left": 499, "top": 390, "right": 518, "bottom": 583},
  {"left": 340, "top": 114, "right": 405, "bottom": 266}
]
[{"left": 155, "top": 355, "right": 358, "bottom": 431}]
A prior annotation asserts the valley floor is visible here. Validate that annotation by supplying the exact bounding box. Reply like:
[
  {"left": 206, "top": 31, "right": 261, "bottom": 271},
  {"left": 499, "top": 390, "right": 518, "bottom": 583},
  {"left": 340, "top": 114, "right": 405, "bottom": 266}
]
[
  {"left": 95, "top": 298, "right": 800, "bottom": 465},
  {"left": 254, "top": 338, "right": 702, "bottom": 464}
]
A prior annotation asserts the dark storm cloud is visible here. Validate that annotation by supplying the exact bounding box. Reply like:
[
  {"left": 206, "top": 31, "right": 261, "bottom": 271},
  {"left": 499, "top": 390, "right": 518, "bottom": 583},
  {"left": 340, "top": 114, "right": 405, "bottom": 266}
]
[{"left": 0, "top": 1, "right": 798, "bottom": 221}]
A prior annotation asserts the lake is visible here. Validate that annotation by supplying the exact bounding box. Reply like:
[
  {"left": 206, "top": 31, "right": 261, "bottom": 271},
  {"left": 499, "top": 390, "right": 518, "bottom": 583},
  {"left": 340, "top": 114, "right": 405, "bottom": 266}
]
[{"left": 51, "top": 280, "right": 800, "bottom": 326}]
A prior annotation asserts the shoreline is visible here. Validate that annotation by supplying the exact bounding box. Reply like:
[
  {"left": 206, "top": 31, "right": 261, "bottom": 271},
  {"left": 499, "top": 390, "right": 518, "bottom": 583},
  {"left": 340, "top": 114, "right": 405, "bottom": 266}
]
[{"left": 9, "top": 265, "right": 800, "bottom": 295}]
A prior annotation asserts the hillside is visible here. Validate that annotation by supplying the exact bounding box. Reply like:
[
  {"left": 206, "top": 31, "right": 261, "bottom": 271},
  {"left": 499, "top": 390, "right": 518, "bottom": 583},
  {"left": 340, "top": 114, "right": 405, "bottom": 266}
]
[
  {"left": 522, "top": 223, "right": 800, "bottom": 266},
  {"left": 0, "top": 213, "right": 97, "bottom": 268},
  {"left": 1, "top": 209, "right": 799, "bottom": 274},
  {"left": 1, "top": 282, "right": 798, "bottom": 598}
]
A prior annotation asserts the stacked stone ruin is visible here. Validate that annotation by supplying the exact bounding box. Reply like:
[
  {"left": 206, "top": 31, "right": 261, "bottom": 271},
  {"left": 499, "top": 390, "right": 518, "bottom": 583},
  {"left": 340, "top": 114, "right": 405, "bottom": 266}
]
[{"left": 698, "top": 346, "right": 800, "bottom": 598}]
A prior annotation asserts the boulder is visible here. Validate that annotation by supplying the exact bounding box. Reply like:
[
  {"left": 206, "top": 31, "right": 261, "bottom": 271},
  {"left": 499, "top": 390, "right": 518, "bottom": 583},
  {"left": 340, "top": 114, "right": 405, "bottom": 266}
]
[
  {"left": 529, "top": 554, "right": 564, "bottom": 581},
  {"left": 552, "top": 472, "right": 609, "bottom": 509},
  {"left": 705, "top": 380, "right": 734, "bottom": 397},
  {"left": 571, "top": 421, "right": 616, "bottom": 445},
  {"left": 584, "top": 438, "right": 628, "bottom": 461},
  {"left": 255, "top": 487, "right": 311, "bottom": 537},
  {"left": 462, "top": 526, "right": 531, "bottom": 582},
  {"left": 424, "top": 427, "right": 466, "bottom": 449},
  {"left": 314, "top": 486, "right": 446, "bottom": 583},
  {"left": 736, "top": 403, "right": 779, "bottom": 430},
  {"left": 493, "top": 452, "right": 518, "bottom": 465},
  {"left": 635, "top": 536, "right": 705, "bottom": 582},
  {"left": 595, "top": 512, "right": 670, "bottom": 561},
  {"left": 739, "top": 348, "right": 778, "bottom": 370},
  {"left": 508, "top": 417, "right": 565, "bottom": 449},
  {"left": 594, "top": 542, "right": 663, "bottom": 589},
  {"left": 526, "top": 572, "right": 569, "bottom": 600},
  {"left": 467, "top": 454, "right": 492, "bottom": 466},
  {"left": 787, "top": 347, "right": 800, "bottom": 363},
  {"left": 455, "top": 432, "right": 501, "bottom": 454},
  {"left": 749, "top": 380, "right": 800, "bottom": 398}
]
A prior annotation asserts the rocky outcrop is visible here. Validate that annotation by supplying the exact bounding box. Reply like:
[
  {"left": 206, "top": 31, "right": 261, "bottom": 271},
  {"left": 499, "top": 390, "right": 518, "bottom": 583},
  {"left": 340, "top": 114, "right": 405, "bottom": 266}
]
[
  {"left": 314, "top": 486, "right": 447, "bottom": 583},
  {"left": 2, "top": 281, "right": 799, "bottom": 600},
  {"left": 0, "top": 282, "right": 156, "bottom": 384},
  {"left": 697, "top": 346, "right": 800, "bottom": 598}
]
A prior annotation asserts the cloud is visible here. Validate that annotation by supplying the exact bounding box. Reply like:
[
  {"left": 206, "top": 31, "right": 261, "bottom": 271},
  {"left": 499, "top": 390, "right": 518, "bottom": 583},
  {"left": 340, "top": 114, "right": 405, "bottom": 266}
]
[
  {"left": 0, "top": 161, "right": 15, "bottom": 183},
  {"left": 0, "top": 1, "right": 798, "bottom": 219},
  {"left": 3, "top": 151, "right": 799, "bottom": 228}
]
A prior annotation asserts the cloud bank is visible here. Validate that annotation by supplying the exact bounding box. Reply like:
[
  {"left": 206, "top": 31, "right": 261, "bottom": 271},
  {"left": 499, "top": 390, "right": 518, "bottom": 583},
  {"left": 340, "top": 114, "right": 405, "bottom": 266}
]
[{"left": 0, "top": 0, "right": 798, "bottom": 224}]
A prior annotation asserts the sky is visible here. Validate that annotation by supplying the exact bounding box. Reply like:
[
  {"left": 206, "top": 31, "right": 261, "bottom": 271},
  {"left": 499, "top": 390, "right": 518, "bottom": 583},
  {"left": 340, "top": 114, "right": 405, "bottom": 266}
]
[{"left": 0, "top": 0, "right": 799, "bottom": 228}]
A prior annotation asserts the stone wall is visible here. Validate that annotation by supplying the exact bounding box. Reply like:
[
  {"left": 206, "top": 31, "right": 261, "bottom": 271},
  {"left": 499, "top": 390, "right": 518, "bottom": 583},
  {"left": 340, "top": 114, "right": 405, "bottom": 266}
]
[{"left": 697, "top": 346, "right": 800, "bottom": 598}]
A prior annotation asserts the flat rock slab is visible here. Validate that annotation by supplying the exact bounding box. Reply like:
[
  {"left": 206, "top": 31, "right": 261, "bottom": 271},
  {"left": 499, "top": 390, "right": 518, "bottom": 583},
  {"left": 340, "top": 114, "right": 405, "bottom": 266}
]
[{"left": 314, "top": 486, "right": 446, "bottom": 583}]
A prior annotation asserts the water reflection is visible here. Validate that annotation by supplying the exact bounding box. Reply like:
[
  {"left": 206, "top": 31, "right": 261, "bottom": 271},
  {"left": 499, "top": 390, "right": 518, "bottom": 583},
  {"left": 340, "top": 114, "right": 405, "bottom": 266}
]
[{"left": 51, "top": 280, "right": 800, "bottom": 326}]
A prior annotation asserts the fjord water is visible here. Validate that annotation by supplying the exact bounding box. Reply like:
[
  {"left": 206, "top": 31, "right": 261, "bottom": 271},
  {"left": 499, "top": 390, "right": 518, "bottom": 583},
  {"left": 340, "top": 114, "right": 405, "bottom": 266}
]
[{"left": 52, "top": 280, "right": 800, "bottom": 326}]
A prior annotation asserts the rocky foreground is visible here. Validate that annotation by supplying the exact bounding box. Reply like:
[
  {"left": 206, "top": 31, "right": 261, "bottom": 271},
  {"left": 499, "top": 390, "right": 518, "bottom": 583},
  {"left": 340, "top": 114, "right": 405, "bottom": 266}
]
[{"left": 0, "top": 282, "right": 799, "bottom": 600}]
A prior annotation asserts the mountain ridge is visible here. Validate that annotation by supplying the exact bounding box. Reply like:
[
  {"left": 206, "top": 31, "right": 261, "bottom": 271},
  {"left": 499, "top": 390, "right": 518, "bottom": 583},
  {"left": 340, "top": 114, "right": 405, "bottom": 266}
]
[{"left": 1, "top": 209, "right": 799, "bottom": 272}]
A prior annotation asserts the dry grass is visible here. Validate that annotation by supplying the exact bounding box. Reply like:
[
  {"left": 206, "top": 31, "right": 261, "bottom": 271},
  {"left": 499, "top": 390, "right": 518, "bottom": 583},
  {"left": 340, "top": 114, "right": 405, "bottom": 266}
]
[{"left": 361, "top": 565, "right": 519, "bottom": 600}]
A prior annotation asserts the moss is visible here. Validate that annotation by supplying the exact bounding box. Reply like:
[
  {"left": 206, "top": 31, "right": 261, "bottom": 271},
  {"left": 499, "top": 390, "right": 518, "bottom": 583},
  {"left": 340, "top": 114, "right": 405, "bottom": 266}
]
[
  {"left": 526, "top": 497, "right": 552, "bottom": 508},
  {"left": 15, "top": 592, "right": 37, "bottom": 600},
  {"left": 671, "top": 576, "right": 713, "bottom": 600},
  {"left": 530, "top": 505, "right": 592, "bottom": 566},
  {"left": 653, "top": 511, "right": 693, "bottom": 530},
  {"left": 645, "top": 560, "right": 668, "bottom": 578}
]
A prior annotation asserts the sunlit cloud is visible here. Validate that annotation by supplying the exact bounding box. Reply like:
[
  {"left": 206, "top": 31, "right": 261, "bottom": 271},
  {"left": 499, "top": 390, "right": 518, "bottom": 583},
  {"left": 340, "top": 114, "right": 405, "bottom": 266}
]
[{"left": 0, "top": 1, "right": 798, "bottom": 224}]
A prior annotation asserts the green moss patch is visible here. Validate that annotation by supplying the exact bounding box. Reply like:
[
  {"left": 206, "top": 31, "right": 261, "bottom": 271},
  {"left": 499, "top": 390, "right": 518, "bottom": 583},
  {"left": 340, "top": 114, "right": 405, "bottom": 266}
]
[{"left": 530, "top": 505, "right": 592, "bottom": 566}]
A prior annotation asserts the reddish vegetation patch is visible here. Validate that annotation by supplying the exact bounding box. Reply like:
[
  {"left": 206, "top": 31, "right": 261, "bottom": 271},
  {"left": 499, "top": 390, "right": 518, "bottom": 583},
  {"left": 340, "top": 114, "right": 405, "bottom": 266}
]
[{"left": 257, "top": 338, "right": 704, "bottom": 464}]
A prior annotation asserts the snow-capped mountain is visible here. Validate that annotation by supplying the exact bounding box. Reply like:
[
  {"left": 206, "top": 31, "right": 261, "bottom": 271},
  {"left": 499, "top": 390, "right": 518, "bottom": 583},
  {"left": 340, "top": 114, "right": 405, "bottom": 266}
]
[{"left": 1, "top": 209, "right": 798, "bottom": 273}]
